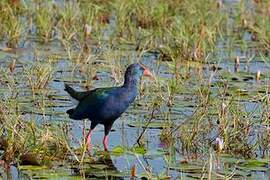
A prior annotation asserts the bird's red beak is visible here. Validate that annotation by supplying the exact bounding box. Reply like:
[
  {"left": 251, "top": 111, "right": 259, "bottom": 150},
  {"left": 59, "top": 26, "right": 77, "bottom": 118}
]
[
  {"left": 139, "top": 63, "right": 154, "bottom": 80},
  {"left": 143, "top": 68, "right": 154, "bottom": 79}
]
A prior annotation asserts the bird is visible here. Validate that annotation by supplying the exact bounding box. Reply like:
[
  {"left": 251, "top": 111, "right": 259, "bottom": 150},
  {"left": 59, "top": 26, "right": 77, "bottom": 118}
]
[{"left": 64, "top": 63, "right": 153, "bottom": 151}]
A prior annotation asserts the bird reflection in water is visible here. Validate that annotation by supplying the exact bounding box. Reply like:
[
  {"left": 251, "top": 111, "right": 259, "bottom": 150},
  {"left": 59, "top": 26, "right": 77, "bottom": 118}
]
[{"left": 71, "top": 152, "right": 124, "bottom": 180}]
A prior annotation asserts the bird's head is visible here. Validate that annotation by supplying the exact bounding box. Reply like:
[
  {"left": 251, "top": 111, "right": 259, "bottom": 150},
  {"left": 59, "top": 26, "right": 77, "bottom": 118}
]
[
  {"left": 124, "top": 63, "right": 154, "bottom": 87},
  {"left": 125, "top": 63, "right": 153, "bottom": 79}
]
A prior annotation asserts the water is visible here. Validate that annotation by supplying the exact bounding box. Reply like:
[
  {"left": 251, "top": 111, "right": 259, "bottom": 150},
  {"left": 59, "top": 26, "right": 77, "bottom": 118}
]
[{"left": 0, "top": 0, "right": 269, "bottom": 179}]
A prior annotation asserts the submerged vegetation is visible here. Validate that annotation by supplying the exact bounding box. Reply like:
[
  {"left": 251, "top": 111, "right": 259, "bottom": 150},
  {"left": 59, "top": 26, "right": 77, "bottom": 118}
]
[{"left": 0, "top": 0, "right": 269, "bottom": 179}]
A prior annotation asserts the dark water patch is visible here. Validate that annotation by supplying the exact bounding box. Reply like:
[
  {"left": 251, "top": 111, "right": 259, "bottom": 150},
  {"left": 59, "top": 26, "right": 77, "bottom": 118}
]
[
  {"left": 231, "top": 77, "right": 240, "bottom": 81},
  {"left": 127, "top": 121, "right": 174, "bottom": 129}
]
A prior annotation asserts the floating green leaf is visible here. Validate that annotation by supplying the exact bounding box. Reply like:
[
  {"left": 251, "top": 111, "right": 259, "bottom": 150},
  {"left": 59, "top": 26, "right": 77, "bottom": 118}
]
[{"left": 111, "top": 146, "right": 126, "bottom": 155}]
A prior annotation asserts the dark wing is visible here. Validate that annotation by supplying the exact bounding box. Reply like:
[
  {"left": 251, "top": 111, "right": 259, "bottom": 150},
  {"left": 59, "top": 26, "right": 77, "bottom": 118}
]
[{"left": 67, "top": 87, "right": 116, "bottom": 120}]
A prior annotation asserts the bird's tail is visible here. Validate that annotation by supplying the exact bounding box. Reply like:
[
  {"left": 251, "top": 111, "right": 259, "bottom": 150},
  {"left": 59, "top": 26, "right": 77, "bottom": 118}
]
[
  {"left": 64, "top": 84, "right": 77, "bottom": 99},
  {"left": 64, "top": 83, "right": 89, "bottom": 102},
  {"left": 64, "top": 84, "right": 82, "bottom": 106},
  {"left": 66, "top": 108, "right": 82, "bottom": 120},
  {"left": 66, "top": 108, "right": 75, "bottom": 117},
  {"left": 65, "top": 84, "right": 85, "bottom": 120}
]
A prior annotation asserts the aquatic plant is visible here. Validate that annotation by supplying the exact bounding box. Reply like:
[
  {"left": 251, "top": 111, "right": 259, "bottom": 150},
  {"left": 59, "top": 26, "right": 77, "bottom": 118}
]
[
  {"left": 57, "top": 1, "right": 80, "bottom": 41},
  {"left": 0, "top": 81, "right": 68, "bottom": 168},
  {"left": 25, "top": 61, "right": 53, "bottom": 94},
  {"left": 35, "top": 2, "right": 55, "bottom": 42},
  {"left": 251, "top": 0, "right": 270, "bottom": 48},
  {"left": 0, "top": 2, "right": 24, "bottom": 48},
  {"left": 0, "top": 0, "right": 269, "bottom": 179}
]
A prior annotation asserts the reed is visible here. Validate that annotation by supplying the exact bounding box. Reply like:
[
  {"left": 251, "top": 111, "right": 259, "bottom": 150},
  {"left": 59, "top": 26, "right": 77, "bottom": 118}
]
[{"left": 35, "top": 3, "right": 55, "bottom": 42}]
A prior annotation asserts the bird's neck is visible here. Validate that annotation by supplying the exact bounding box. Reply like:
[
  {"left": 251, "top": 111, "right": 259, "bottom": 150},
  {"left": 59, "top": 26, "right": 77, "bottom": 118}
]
[
  {"left": 121, "top": 76, "right": 140, "bottom": 104},
  {"left": 123, "top": 77, "right": 140, "bottom": 90}
]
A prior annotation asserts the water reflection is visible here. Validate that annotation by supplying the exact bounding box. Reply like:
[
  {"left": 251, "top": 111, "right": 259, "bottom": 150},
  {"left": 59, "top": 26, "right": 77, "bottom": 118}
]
[{"left": 72, "top": 152, "right": 124, "bottom": 180}]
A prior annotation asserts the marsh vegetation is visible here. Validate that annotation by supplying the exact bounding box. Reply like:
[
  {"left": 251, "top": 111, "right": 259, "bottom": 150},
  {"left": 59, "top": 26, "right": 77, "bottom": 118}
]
[{"left": 0, "top": 0, "right": 269, "bottom": 179}]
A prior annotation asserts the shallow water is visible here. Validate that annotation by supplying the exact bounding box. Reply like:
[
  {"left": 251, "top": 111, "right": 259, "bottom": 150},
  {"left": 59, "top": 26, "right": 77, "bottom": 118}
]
[{"left": 0, "top": 0, "right": 269, "bottom": 179}]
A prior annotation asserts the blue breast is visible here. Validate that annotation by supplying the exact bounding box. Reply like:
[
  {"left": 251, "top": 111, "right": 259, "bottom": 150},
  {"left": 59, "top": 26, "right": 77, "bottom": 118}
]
[{"left": 92, "top": 87, "right": 137, "bottom": 124}]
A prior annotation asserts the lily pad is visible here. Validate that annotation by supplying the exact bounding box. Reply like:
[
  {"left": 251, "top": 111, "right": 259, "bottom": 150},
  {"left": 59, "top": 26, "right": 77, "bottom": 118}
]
[
  {"left": 132, "top": 146, "right": 147, "bottom": 155},
  {"left": 128, "top": 121, "right": 173, "bottom": 129},
  {"left": 220, "top": 154, "right": 244, "bottom": 164},
  {"left": 238, "top": 159, "right": 270, "bottom": 171},
  {"left": 169, "top": 163, "right": 202, "bottom": 173},
  {"left": 19, "top": 165, "right": 47, "bottom": 171},
  {"left": 89, "top": 164, "right": 109, "bottom": 170},
  {"left": 111, "top": 146, "right": 126, "bottom": 155}
]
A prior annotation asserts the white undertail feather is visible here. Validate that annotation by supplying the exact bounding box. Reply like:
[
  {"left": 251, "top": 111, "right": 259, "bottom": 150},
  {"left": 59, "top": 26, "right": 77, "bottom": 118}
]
[{"left": 68, "top": 95, "right": 79, "bottom": 106}]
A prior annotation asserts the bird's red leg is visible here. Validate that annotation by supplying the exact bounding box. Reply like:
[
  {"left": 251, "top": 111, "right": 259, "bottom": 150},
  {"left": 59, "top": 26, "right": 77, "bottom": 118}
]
[
  {"left": 103, "top": 135, "right": 109, "bottom": 151},
  {"left": 86, "top": 129, "right": 93, "bottom": 151},
  {"left": 103, "top": 123, "right": 112, "bottom": 151}
]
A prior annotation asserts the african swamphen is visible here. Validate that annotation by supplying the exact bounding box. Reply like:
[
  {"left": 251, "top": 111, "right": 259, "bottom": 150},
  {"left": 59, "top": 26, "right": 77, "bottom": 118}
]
[{"left": 64, "top": 63, "right": 153, "bottom": 151}]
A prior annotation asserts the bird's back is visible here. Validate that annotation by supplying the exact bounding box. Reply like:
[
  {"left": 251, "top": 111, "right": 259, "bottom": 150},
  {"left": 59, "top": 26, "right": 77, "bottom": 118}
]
[{"left": 67, "top": 86, "right": 137, "bottom": 124}]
